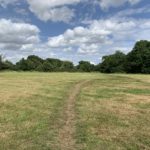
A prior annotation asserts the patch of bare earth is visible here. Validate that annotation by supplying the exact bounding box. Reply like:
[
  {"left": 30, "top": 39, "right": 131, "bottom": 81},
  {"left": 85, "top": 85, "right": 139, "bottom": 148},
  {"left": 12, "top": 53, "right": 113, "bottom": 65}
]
[{"left": 58, "top": 80, "right": 90, "bottom": 150}]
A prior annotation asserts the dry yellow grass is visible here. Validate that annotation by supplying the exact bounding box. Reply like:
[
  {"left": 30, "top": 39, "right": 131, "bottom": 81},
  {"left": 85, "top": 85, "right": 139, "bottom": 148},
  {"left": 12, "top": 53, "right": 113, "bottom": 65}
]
[
  {"left": 0, "top": 72, "right": 99, "bottom": 150},
  {"left": 0, "top": 72, "right": 150, "bottom": 150},
  {"left": 76, "top": 74, "right": 150, "bottom": 150}
]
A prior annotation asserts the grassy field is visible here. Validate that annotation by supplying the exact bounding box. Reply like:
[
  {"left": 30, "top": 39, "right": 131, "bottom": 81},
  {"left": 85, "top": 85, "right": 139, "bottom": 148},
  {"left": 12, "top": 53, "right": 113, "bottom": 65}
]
[{"left": 0, "top": 72, "right": 150, "bottom": 150}]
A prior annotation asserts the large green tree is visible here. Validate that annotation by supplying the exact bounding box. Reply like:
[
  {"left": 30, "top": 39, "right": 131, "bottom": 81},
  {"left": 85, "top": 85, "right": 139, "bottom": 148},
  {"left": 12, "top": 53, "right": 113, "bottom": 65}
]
[
  {"left": 16, "top": 58, "right": 29, "bottom": 71},
  {"left": 125, "top": 40, "right": 150, "bottom": 73},
  {"left": 77, "top": 61, "right": 95, "bottom": 72},
  {"left": 99, "top": 51, "right": 126, "bottom": 73},
  {"left": 60, "top": 61, "right": 74, "bottom": 71},
  {"left": 46, "top": 58, "right": 62, "bottom": 71},
  {"left": 42, "top": 60, "right": 54, "bottom": 72},
  {"left": 26, "top": 55, "right": 44, "bottom": 70},
  {"left": 2, "top": 60, "right": 14, "bottom": 70},
  {"left": 15, "top": 55, "right": 44, "bottom": 71}
]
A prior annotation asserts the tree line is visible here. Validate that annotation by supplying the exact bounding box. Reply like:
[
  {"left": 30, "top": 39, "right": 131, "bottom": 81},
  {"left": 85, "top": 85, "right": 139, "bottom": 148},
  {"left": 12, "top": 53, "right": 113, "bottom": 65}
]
[
  {"left": 0, "top": 55, "right": 95, "bottom": 72},
  {"left": 0, "top": 40, "right": 150, "bottom": 73}
]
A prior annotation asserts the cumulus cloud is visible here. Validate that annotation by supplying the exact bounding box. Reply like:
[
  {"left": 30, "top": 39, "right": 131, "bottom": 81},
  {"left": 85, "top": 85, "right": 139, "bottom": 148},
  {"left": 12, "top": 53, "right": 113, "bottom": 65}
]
[
  {"left": 0, "top": 0, "right": 149, "bottom": 64},
  {"left": 27, "top": 0, "right": 81, "bottom": 22},
  {"left": 0, "top": 19, "right": 40, "bottom": 51},
  {"left": 48, "top": 26, "right": 109, "bottom": 46},
  {"left": 114, "top": 5, "right": 150, "bottom": 18},
  {"left": 0, "top": 0, "right": 143, "bottom": 23},
  {"left": 0, "top": 0, "right": 19, "bottom": 7},
  {"left": 48, "top": 17, "right": 150, "bottom": 54},
  {"left": 98, "top": 0, "right": 141, "bottom": 10},
  {"left": 78, "top": 44, "right": 99, "bottom": 54}
]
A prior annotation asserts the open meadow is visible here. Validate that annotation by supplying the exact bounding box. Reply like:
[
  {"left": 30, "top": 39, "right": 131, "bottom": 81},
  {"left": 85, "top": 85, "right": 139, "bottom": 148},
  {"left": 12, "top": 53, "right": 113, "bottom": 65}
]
[{"left": 0, "top": 72, "right": 150, "bottom": 150}]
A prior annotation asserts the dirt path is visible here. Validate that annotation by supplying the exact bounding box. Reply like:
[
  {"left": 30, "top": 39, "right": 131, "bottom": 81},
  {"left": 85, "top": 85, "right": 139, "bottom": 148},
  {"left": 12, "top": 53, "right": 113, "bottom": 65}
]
[{"left": 58, "top": 80, "right": 90, "bottom": 150}]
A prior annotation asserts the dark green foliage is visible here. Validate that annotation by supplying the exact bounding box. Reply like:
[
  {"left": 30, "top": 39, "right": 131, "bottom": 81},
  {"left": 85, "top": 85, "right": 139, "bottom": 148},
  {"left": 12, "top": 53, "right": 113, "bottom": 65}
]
[
  {"left": 125, "top": 40, "right": 150, "bottom": 73},
  {"left": 77, "top": 61, "right": 95, "bottom": 72},
  {"left": 99, "top": 51, "right": 126, "bottom": 73},
  {"left": 0, "top": 55, "right": 14, "bottom": 70},
  {"left": 16, "top": 58, "right": 29, "bottom": 71},
  {"left": 99, "top": 40, "right": 150, "bottom": 73},
  {"left": 46, "top": 58, "right": 62, "bottom": 71},
  {"left": 42, "top": 60, "right": 54, "bottom": 72},
  {"left": 2, "top": 60, "right": 14, "bottom": 70},
  {"left": 15, "top": 56, "right": 75, "bottom": 72},
  {"left": 60, "top": 61, "right": 74, "bottom": 72},
  {"left": 26, "top": 55, "right": 44, "bottom": 70},
  {"left": 0, "top": 55, "right": 3, "bottom": 70}
]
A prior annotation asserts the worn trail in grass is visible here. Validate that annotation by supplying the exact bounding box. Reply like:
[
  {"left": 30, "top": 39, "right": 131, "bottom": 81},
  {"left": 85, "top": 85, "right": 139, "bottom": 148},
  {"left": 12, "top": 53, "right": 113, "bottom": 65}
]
[
  {"left": 58, "top": 80, "right": 91, "bottom": 150},
  {"left": 0, "top": 72, "right": 98, "bottom": 150}
]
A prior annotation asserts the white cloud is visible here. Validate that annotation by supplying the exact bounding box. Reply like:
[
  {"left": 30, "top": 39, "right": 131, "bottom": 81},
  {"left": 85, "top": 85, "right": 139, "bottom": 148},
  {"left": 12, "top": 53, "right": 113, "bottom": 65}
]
[
  {"left": 0, "top": 0, "right": 19, "bottom": 7},
  {"left": 0, "top": 0, "right": 143, "bottom": 23},
  {"left": 14, "top": 8, "right": 29, "bottom": 16},
  {"left": 48, "top": 26, "right": 109, "bottom": 47},
  {"left": 78, "top": 44, "right": 99, "bottom": 54},
  {"left": 114, "top": 5, "right": 150, "bottom": 18},
  {"left": 0, "top": 0, "right": 149, "bottom": 64},
  {"left": 98, "top": 0, "right": 141, "bottom": 10},
  {"left": 0, "top": 19, "right": 40, "bottom": 51},
  {"left": 27, "top": 0, "right": 81, "bottom": 22},
  {"left": 48, "top": 17, "right": 150, "bottom": 54}
]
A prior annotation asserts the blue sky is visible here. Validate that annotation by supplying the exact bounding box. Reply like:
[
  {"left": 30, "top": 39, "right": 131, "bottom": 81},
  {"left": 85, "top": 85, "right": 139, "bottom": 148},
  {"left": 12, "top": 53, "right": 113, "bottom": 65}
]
[{"left": 0, "top": 0, "right": 149, "bottom": 64}]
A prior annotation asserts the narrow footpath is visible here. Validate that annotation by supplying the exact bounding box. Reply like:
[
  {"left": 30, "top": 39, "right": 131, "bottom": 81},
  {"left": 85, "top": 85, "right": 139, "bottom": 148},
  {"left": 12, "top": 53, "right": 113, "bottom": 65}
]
[{"left": 58, "top": 80, "right": 90, "bottom": 150}]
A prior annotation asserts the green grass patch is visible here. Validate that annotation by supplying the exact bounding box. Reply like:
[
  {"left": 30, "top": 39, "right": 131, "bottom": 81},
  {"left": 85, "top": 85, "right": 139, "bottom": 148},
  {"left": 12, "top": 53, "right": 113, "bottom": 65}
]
[
  {"left": 0, "top": 72, "right": 150, "bottom": 150},
  {"left": 76, "top": 74, "right": 150, "bottom": 150}
]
